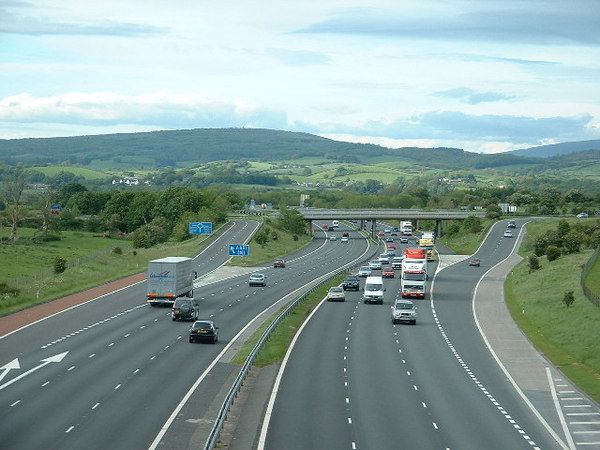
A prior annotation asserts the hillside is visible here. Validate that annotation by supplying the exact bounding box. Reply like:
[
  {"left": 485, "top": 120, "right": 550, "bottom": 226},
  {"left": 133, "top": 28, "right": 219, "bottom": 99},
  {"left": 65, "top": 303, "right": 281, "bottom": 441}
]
[
  {"left": 509, "top": 140, "right": 600, "bottom": 157},
  {"left": 0, "top": 127, "right": 540, "bottom": 171}
]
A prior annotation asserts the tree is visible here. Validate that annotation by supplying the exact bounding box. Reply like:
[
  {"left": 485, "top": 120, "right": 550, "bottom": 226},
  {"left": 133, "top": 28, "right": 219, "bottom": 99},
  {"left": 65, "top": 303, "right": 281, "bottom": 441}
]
[
  {"left": 485, "top": 204, "right": 502, "bottom": 220},
  {"left": 562, "top": 291, "right": 575, "bottom": 308},
  {"left": 556, "top": 219, "right": 570, "bottom": 236},
  {"left": 55, "top": 182, "right": 87, "bottom": 208},
  {"left": 528, "top": 255, "right": 541, "bottom": 272},
  {"left": 0, "top": 167, "right": 28, "bottom": 241},
  {"left": 277, "top": 207, "right": 307, "bottom": 235},
  {"left": 152, "top": 187, "right": 206, "bottom": 228}
]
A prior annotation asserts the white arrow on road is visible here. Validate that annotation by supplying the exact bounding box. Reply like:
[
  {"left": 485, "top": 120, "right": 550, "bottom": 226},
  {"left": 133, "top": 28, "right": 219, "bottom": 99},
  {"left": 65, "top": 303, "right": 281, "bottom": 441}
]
[
  {"left": 0, "top": 352, "right": 68, "bottom": 391},
  {"left": 0, "top": 358, "right": 20, "bottom": 383}
]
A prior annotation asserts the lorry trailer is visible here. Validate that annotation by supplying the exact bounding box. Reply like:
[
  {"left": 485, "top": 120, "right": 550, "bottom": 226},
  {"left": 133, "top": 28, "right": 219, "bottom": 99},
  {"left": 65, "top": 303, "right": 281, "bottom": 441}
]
[{"left": 147, "top": 257, "right": 194, "bottom": 306}]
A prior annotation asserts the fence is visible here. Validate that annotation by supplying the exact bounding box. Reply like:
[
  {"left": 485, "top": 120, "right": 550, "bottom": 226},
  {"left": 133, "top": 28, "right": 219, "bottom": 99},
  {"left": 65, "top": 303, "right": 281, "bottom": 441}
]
[{"left": 581, "top": 246, "right": 600, "bottom": 307}]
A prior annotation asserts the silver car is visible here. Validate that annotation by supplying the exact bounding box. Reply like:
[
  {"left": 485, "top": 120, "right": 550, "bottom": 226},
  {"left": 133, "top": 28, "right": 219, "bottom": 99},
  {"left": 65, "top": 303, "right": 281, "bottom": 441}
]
[
  {"left": 326, "top": 286, "right": 346, "bottom": 302},
  {"left": 391, "top": 300, "right": 417, "bottom": 325},
  {"left": 249, "top": 273, "right": 266, "bottom": 286},
  {"left": 358, "top": 266, "right": 372, "bottom": 277}
]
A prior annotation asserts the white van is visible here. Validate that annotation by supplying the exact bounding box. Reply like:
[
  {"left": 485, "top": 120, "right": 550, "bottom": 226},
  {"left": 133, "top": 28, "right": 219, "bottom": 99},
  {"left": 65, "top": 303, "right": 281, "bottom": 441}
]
[
  {"left": 363, "top": 275, "right": 385, "bottom": 304},
  {"left": 332, "top": 220, "right": 339, "bottom": 228}
]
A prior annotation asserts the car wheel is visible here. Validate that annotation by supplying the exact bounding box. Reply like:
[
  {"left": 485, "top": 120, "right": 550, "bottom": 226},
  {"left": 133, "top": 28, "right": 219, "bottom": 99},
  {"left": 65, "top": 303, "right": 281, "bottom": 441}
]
[
  {"left": 172, "top": 317, "right": 176, "bottom": 321},
  {"left": 411, "top": 320, "right": 416, "bottom": 325},
  {"left": 212, "top": 336, "right": 217, "bottom": 344},
  {"left": 189, "top": 337, "right": 194, "bottom": 343}
]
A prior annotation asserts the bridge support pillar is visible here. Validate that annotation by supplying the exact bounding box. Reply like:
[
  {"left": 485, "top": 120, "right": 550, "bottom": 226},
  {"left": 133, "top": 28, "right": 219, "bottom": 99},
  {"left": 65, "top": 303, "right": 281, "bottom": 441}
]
[
  {"left": 307, "top": 219, "right": 313, "bottom": 236},
  {"left": 436, "top": 220, "right": 442, "bottom": 238},
  {"left": 372, "top": 219, "right": 377, "bottom": 239}
]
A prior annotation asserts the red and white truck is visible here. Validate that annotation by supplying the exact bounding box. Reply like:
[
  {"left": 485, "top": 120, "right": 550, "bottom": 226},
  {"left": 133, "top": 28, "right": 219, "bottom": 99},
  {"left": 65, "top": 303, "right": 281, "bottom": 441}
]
[{"left": 401, "top": 248, "right": 427, "bottom": 299}]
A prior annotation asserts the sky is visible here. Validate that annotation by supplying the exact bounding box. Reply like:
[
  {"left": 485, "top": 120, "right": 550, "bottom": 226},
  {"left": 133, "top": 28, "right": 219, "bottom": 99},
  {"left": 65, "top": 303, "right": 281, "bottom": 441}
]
[{"left": 1, "top": 0, "right": 599, "bottom": 154}]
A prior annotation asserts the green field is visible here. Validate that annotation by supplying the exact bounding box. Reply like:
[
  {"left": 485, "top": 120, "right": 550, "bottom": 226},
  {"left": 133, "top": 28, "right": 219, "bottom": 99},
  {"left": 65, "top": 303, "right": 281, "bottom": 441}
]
[{"left": 28, "top": 166, "right": 108, "bottom": 180}]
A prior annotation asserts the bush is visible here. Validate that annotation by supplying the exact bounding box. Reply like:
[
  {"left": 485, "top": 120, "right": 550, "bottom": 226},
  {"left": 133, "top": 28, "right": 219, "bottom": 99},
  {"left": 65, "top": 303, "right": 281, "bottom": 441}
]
[
  {"left": 112, "top": 246, "right": 122, "bottom": 255},
  {"left": 546, "top": 245, "right": 561, "bottom": 261},
  {"left": 54, "top": 256, "right": 67, "bottom": 274},
  {"left": 562, "top": 290, "right": 575, "bottom": 308},
  {"left": 0, "top": 282, "right": 20, "bottom": 298},
  {"left": 528, "top": 255, "right": 541, "bottom": 272}
]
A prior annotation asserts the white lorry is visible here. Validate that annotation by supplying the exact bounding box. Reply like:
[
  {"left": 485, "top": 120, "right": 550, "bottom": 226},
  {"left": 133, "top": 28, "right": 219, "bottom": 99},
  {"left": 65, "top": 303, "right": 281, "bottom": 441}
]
[
  {"left": 401, "top": 221, "right": 413, "bottom": 236},
  {"left": 147, "top": 257, "right": 194, "bottom": 306}
]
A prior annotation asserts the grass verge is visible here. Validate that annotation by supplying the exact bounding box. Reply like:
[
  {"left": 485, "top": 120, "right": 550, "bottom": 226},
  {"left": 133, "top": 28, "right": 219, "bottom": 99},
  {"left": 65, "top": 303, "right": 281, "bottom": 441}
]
[
  {"left": 438, "top": 219, "right": 494, "bottom": 255},
  {"left": 505, "top": 219, "right": 600, "bottom": 403},
  {"left": 0, "top": 225, "right": 228, "bottom": 316},
  {"left": 231, "top": 274, "right": 346, "bottom": 366}
]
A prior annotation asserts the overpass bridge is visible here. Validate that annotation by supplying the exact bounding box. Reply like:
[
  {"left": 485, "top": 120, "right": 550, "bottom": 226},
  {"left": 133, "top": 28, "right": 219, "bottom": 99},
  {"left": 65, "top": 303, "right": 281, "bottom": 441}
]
[{"left": 297, "top": 208, "right": 485, "bottom": 237}]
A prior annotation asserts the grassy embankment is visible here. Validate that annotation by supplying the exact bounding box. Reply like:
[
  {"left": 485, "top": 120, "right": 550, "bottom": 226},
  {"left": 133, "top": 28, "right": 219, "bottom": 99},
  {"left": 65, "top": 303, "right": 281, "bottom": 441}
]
[
  {"left": 0, "top": 226, "right": 221, "bottom": 316},
  {"left": 0, "top": 219, "right": 311, "bottom": 318},
  {"left": 505, "top": 219, "right": 600, "bottom": 403},
  {"left": 437, "top": 218, "right": 495, "bottom": 255}
]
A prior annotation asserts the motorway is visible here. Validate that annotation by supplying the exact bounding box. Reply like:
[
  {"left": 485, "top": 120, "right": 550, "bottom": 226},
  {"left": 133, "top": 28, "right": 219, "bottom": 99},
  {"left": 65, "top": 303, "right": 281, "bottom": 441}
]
[
  {"left": 258, "top": 221, "right": 576, "bottom": 450},
  {"left": 0, "top": 219, "right": 375, "bottom": 449}
]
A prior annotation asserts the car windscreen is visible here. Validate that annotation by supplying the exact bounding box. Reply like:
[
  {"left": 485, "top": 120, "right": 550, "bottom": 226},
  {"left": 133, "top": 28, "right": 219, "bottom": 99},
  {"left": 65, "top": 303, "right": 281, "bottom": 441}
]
[
  {"left": 193, "top": 322, "right": 212, "bottom": 330},
  {"left": 365, "top": 283, "right": 383, "bottom": 291},
  {"left": 395, "top": 303, "right": 413, "bottom": 310}
]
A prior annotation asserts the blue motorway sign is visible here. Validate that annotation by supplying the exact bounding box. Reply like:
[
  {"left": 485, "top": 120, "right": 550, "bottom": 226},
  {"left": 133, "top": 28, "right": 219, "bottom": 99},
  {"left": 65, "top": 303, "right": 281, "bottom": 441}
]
[
  {"left": 189, "top": 222, "right": 213, "bottom": 235},
  {"left": 228, "top": 244, "right": 250, "bottom": 257}
]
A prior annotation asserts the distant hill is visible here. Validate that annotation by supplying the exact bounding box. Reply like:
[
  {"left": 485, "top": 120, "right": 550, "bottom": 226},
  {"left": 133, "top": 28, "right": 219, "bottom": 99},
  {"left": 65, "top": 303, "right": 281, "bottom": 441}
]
[
  {"left": 509, "top": 140, "right": 600, "bottom": 158},
  {"left": 0, "top": 127, "right": 540, "bottom": 171}
]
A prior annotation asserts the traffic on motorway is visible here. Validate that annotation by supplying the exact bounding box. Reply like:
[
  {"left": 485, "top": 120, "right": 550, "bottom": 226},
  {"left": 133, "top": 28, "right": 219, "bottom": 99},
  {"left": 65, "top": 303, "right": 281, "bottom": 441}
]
[{"left": 0, "top": 219, "right": 372, "bottom": 449}]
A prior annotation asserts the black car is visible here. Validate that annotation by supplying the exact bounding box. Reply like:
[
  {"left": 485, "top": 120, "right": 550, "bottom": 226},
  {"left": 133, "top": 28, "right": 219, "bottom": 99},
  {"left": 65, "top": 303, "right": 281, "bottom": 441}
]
[
  {"left": 343, "top": 275, "right": 360, "bottom": 291},
  {"left": 172, "top": 298, "right": 200, "bottom": 321},
  {"left": 189, "top": 320, "right": 219, "bottom": 344}
]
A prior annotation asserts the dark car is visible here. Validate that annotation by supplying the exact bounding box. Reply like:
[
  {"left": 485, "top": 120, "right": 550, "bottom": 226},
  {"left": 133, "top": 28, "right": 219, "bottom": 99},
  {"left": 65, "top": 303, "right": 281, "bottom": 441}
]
[
  {"left": 342, "top": 231, "right": 349, "bottom": 237},
  {"left": 469, "top": 258, "right": 481, "bottom": 267},
  {"left": 172, "top": 298, "right": 200, "bottom": 321},
  {"left": 343, "top": 275, "right": 360, "bottom": 291},
  {"left": 189, "top": 320, "right": 219, "bottom": 344},
  {"left": 273, "top": 259, "right": 286, "bottom": 268}
]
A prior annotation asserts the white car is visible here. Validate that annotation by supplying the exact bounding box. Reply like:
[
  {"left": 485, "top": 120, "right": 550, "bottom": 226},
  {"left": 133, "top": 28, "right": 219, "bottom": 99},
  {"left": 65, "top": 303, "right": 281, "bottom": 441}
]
[
  {"left": 329, "top": 235, "right": 337, "bottom": 241},
  {"left": 503, "top": 230, "right": 513, "bottom": 238},
  {"left": 326, "top": 286, "right": 346, "bottom": 302},
  {"left": 378, "top": 254, "right": 390, "bottom": 264},
  {"left": 358, "top": 266, "right": 372, "bottom": 277},
  {"left": 369, "top": 260, "right": 382, "bottom": 270},
  {"left": 576, "top": 212, "right": 589, "bottom": 218},
  {"left": 340, "top": 236, "right": 349, "bottom": 243}
]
